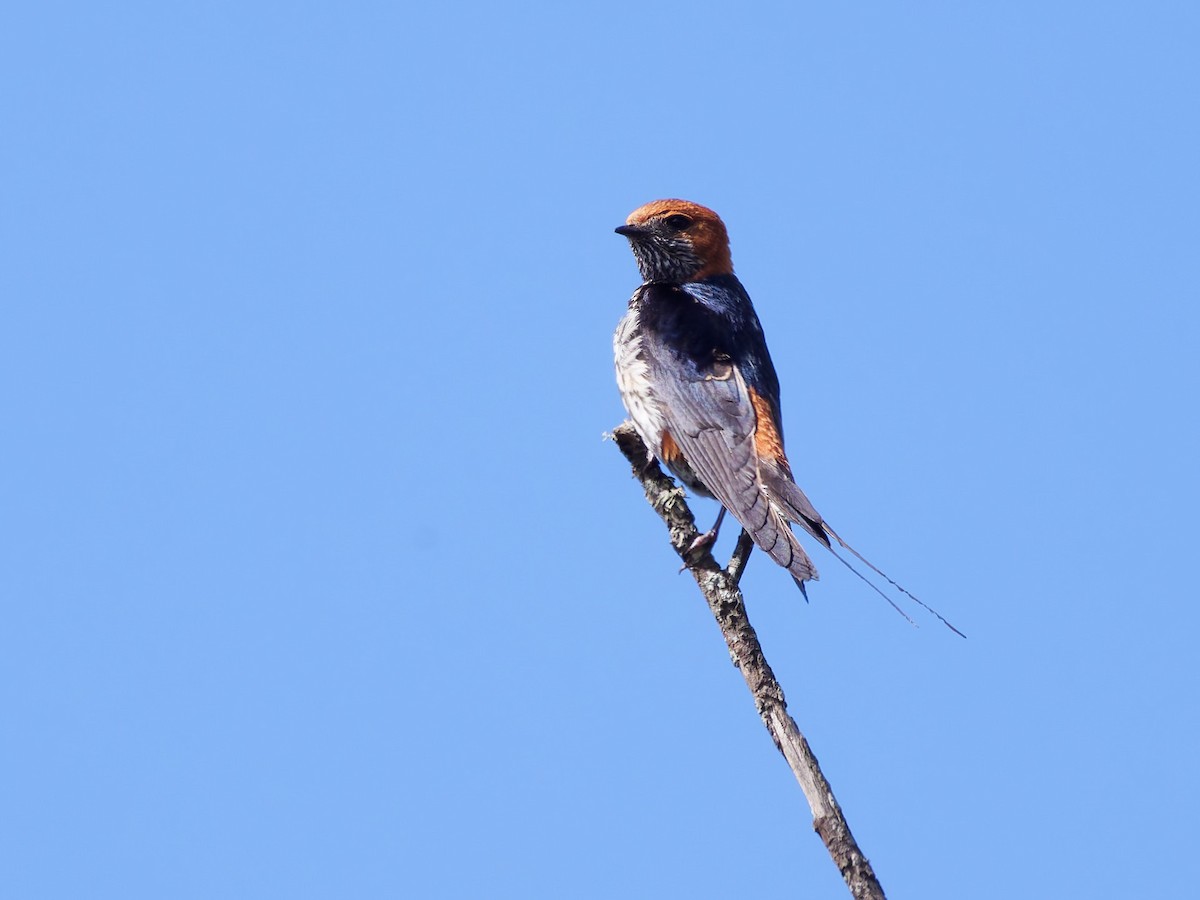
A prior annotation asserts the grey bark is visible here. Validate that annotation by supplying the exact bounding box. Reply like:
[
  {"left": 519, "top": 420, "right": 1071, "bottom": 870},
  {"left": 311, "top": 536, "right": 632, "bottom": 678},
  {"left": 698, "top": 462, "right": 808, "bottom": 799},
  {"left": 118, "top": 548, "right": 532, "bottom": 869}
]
[{"left": 612, "top": 422, "right": 887, "bottom": 900}]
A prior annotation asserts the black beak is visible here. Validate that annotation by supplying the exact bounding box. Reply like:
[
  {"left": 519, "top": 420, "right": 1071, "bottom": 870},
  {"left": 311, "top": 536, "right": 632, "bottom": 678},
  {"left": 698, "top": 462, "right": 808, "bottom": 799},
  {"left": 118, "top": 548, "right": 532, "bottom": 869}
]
[{"left": 615, "top": 224, "right": 649, "bottom": 238}]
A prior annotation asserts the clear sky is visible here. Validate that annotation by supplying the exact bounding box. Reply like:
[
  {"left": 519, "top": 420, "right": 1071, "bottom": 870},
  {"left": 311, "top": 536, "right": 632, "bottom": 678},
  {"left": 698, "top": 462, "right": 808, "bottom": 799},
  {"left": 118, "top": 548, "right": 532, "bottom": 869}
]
[{"left": 3, "top": 3, "right": 1198, "bottom": 898}]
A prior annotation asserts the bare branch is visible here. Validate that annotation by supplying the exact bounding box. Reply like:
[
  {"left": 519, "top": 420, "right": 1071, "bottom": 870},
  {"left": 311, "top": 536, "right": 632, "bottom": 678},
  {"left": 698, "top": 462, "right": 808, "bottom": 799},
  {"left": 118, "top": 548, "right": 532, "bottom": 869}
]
[
  {"left": 726, "top": 528, "right": 755, "bottom": 585},
  {"left": 611, "top": 422, "right": 887, "bottom": 900}
]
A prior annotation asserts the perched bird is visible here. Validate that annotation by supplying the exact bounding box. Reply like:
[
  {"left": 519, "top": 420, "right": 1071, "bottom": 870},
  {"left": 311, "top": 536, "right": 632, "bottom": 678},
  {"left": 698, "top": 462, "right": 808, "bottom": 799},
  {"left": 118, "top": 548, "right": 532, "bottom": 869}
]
[{"left": 614, "top": 199, "right": 959, "bottom": 632}]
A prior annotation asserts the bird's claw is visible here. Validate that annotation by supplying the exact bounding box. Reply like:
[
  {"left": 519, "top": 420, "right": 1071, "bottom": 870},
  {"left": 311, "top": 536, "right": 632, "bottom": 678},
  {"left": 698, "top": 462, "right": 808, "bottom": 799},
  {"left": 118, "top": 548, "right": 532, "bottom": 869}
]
[
  {"left": 686, "top": 527, "right": 720, "bottom": 556},
  {"left": 678, "top": 528, "right": 720, "bottom": 573}
]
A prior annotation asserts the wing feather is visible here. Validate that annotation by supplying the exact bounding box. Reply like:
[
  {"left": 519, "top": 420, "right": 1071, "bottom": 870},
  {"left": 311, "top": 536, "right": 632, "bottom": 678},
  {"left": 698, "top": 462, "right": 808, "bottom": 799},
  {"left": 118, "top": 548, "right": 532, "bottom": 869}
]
[{"left": 638, "top": 334, "right": 819, "bottom": 584}]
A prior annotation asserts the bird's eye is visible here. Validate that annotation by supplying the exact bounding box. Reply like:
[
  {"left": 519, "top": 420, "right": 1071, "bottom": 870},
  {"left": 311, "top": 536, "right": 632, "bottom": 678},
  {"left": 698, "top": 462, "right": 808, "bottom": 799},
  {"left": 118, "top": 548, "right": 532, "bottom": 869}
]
[{"left": 664, "top": 214, "right": 692, "bottom": 230}]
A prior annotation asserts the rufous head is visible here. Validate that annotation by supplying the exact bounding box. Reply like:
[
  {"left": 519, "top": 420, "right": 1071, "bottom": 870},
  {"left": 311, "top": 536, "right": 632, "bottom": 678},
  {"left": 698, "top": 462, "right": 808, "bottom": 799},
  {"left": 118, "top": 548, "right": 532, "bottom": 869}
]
[{"left": 615, "top": 199, "right": 733, "bottom": 283}]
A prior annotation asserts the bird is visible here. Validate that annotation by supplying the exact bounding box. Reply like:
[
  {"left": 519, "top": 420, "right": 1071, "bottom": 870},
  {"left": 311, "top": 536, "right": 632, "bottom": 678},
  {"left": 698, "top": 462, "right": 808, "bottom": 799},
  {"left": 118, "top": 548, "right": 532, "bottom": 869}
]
[{"left": 614, "top": 199, "right": 960, "bottom": 634}]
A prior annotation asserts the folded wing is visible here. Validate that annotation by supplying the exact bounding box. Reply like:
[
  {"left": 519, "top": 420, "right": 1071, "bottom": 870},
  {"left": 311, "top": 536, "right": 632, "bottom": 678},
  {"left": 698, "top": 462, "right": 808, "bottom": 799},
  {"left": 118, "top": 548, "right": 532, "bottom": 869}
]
[{"left": 640, "top": 335, "right": 823, "bottom": 587}]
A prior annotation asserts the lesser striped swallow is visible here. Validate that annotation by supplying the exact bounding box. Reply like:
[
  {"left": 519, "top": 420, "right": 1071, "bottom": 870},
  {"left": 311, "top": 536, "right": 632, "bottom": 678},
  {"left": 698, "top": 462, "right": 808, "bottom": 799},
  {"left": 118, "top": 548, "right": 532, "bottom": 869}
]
[{"left": 614, "top": 199, "right": 960, "bottom": 633}]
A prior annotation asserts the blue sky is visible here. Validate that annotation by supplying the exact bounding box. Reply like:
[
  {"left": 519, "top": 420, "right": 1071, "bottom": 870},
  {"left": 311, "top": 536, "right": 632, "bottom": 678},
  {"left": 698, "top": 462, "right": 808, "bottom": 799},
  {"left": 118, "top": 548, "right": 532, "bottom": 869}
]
[{"left": 3, "top": 3, "right": 1198, "bottom": 897}]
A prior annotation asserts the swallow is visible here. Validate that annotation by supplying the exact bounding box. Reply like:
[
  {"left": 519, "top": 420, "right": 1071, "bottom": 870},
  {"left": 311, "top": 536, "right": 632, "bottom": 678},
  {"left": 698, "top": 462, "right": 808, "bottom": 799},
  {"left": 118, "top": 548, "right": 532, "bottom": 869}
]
[{"left": 614, "top": 199, "right": 960, "bottom": 633}]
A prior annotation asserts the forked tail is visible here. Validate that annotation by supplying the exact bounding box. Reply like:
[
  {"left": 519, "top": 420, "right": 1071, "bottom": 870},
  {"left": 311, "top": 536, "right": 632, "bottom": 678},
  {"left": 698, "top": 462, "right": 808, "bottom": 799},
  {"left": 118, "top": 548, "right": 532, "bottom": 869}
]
[{"left": 822, "top": 523, "right": 965, "bottom": 638}]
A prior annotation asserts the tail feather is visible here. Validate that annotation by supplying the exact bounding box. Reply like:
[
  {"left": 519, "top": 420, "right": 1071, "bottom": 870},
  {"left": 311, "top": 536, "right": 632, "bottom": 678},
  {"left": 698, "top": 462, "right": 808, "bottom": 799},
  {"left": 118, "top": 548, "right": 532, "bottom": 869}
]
[
  {"left": 763, "top": 463, "right": 832, "bottom": 549},
  {"left": 726, "top": 463, "right": 820, "bottom": 585},
  {"left": 751, "top": 506, "right": 819, "bottom": 585},
  {"left": 823, "top": 523, "right": 966, "bottom": 638},
  {"left": 759, "top": 462, "right": 964, "bottom": 637}
]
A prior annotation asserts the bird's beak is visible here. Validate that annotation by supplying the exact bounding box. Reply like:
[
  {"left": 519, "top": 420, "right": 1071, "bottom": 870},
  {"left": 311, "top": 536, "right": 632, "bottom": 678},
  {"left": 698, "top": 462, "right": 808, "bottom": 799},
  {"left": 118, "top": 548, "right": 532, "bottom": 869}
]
[{"left": 615, "top": 224, "right": 650, "bottom": 238}]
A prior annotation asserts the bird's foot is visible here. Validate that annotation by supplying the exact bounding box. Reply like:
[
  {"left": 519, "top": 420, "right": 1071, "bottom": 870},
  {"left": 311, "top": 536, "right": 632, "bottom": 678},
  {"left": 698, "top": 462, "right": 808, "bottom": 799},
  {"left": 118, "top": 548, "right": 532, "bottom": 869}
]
[
  {"left": 677, "top": 508, "right": 728, "bottom": 573},
  {"left": 678, "top": 527, "right": 720, "bottom": 572},
  {"left": 686, "top": 526, "right": 720, "bottom": 555}
]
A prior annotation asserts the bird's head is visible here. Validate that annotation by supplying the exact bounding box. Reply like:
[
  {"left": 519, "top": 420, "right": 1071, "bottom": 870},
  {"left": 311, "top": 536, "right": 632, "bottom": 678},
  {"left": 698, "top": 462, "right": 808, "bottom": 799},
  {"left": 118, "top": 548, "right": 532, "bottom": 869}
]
[{"left": 615, "top": 199, "right": 733, "bottom": 284}]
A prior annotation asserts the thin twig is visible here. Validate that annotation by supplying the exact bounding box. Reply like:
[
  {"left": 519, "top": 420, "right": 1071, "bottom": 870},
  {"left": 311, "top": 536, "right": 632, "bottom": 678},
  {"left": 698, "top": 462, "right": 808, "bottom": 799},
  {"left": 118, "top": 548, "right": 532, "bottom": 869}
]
[
  {"left": 726, "top": 528, "right": 755, "bottom": 585},
  {"left": 611, "top": 422, "right": 887, "bottom": 900}
]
